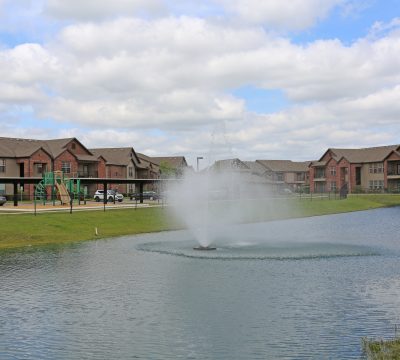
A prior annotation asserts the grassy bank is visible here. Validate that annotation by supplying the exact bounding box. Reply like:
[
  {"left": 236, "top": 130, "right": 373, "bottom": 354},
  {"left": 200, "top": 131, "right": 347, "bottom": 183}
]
[
  {"left": 362, "top": 336, "right": 400, "bottom": 359},
  {"left": 0, "top": 194, "right": 400, "bottom": 250},
  {"left": 0, "top": 207, "right": 180, "bottom": 250}
]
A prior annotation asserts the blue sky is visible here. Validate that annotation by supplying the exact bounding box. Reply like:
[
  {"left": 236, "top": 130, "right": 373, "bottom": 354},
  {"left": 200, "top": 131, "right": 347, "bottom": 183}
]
[{"left": 0, "top": 0, "right": 400, "bottom": 166}]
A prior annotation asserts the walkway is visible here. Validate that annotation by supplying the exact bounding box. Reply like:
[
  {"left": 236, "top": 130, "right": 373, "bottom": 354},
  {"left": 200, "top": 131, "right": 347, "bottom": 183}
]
[{"left": 0, "top": 201, "right": 164, "bottom": 214}]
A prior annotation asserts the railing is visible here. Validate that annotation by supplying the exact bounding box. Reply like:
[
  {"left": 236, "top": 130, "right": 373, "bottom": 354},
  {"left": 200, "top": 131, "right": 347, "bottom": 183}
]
[
  {"left": 387, "top": 169, "right": 400, "bottom": 176},
  {"left": 314, "top": 172, "right": 326, "bottom": 179},
  {"left": 77, "top": 171, "right": 98, "bottom": 178}
]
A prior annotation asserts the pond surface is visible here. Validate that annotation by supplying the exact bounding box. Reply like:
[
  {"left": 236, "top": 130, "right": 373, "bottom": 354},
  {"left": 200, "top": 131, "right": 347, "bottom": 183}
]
[{"left": 1, "top": 207, "right": 400, "bottom": 359}]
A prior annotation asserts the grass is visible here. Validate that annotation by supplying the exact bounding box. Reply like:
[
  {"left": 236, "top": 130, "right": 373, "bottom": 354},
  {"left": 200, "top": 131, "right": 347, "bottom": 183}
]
[
  {"left": 0, "top": 207, "right": 180, "bottom": 250},
  {"left": 1, "top": 194, "right": 400, "bottom": 250},
  {"left": 291, "top": 194, "right": 400, "bottom": 218},
  {"left": 362, "top": 337, "right": 400, "bottom": 359}
]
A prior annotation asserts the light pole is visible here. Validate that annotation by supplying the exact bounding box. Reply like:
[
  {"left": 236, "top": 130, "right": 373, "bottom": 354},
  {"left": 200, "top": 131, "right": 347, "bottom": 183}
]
[{"left": 196, "top": 156, "right": 203, "bottom": 172}]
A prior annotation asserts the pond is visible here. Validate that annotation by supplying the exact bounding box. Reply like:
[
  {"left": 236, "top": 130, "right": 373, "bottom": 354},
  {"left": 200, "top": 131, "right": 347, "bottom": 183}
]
[{"left": 1, "top": 207, "right": 400, "bottom": 359}]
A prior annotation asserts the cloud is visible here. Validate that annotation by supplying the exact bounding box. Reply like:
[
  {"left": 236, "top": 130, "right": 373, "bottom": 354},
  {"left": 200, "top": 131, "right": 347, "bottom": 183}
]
[
  {"left": 44, "top": 0, "right": 164, "bottom": 20},
  {"left": 216, "top": 0, "right": 345, "bottom": 30},
  {"left": 1, "top": 6, "right": 400, "bottom": 164}
]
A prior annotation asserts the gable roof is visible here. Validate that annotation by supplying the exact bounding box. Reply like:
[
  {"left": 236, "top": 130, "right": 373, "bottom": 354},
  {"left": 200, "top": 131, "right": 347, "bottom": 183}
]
[
  {"left": 243, "top": 161, "right": 271, "bottom": 175},
  {"left": 90, "top": 147, "right": 141, "bottom": 166},
  {"left": 0, "top": 137, "right": 93, "bottom": 159},
  {"left": 152, "top": 156, "right": 188, "bottom": 168},
  {"left": 384, "top": 149, "right": 400, "bottom": 161},
  {"left": 0, "top": 137, "right": 45, "bottom": 157},
  {"left": 136, "top": 153, "right": 160, "bottom": 168},
  {"left": 319, "top": 145, "right": 400, "bottom": 163},
  {"left": 256, "top": 160, "right": 310, "bottom": 172},
  {"left": 210, "top": 158, "right": 250, "bottom": 171}
]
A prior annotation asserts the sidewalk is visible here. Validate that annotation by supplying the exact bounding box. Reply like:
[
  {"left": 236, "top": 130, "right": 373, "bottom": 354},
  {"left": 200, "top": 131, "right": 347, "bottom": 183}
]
[{"left": 0, "top": 201, "right": 163, "bottom": 214}]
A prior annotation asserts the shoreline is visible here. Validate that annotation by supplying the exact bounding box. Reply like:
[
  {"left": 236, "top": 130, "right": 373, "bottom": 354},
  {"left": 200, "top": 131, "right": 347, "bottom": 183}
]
[{"left": 0, "top": 194, "right": 399, "bottom": 251}]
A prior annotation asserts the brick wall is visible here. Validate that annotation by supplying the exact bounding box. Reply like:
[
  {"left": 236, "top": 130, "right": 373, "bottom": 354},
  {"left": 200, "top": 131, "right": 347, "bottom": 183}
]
[
  {"left": 54, "top": 150, "right": 78, "bottom": 175},
  {"left": 25, "top": 149, "right": 52, "bottom": 198}
]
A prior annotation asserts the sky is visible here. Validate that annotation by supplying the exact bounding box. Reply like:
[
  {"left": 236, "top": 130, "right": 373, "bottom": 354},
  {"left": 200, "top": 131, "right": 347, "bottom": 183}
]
[{"left": 1, "top": 0, "right": 400, "bottom": 168}]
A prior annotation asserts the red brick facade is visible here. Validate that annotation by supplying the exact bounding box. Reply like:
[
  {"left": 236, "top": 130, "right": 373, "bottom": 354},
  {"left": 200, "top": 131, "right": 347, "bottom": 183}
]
[{"left": 310, "top": 146, "right": 400, "bottom": 193}]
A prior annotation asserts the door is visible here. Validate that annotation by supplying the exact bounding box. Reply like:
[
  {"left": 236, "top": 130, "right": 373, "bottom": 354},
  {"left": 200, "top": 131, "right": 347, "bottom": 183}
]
[{"left": 355, "top": 167, "right": 361, "bottom": 186}]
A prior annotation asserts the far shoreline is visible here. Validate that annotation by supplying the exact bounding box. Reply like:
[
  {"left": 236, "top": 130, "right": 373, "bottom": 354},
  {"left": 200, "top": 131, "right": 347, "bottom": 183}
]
[{"left": 0, "top": 194, "right": 399, "bottom": 251}]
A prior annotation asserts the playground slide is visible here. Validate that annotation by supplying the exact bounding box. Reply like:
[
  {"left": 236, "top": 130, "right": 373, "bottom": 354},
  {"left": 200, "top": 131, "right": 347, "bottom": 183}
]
[{"left": 56, "top": 182, "right": 71, "bottom": 205}]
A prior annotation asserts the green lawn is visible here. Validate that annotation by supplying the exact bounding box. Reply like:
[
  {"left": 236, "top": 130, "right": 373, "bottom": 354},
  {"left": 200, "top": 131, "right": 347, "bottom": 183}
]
[
  {"left": 1, "top": 194, "right": 400, "bottom": 250},
  {"left": 0, "top": 207, "right": 180, "bottom": 250}
]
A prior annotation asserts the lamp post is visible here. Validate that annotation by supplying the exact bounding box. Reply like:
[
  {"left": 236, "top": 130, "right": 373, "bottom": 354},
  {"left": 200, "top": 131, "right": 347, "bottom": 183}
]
[{"left": 196, "top": 156, "right": 203, "bottom": 172}]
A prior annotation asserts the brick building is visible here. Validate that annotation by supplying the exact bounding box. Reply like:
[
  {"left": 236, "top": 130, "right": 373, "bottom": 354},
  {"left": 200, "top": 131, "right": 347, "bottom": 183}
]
[
  {"left": 309, "top": 145, "right": 400, "bottom": 193},
  {"left": 90, "top": 147, "right": 145, "bottom": 195},
  {"left": 255, "top": 160, "right": 310, "bottom": 192},
  {"left": 0, "top": 137, "right": 105, "bottom": 198}
]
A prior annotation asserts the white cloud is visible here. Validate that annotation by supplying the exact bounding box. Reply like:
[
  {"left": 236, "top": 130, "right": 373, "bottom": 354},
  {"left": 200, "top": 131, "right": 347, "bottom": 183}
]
[
  {"left": 1, "top": 7, "right": 400, "bottom": 164},
  {"left": 44, "top": 0, "right": 164, "bottom": 20},
  {"left": 217, "top": 0, "right": 344, "bottom": 30}
]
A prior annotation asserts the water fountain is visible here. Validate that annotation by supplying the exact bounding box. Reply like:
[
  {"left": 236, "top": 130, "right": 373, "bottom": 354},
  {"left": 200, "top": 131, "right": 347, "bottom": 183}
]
[
  {"left": 165, "top": 158, "right": 279, "bottom": 251},
  {"left": 156, "top": 160, "right": 377, "bottom": 260},
  {"left": 153, "top": 125, "right": 377, "bottom": 259}
]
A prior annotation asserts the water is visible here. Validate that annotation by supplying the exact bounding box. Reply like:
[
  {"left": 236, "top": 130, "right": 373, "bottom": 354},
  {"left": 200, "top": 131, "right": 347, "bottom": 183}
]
[{"left": 1, "top": 208, "right": 400, "bottom": 359}]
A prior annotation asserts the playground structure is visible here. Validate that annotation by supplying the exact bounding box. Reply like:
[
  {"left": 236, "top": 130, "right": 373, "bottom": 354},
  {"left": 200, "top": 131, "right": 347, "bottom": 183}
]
[{"left": 34, "top": 171, "right": 87, "bottom": 206}]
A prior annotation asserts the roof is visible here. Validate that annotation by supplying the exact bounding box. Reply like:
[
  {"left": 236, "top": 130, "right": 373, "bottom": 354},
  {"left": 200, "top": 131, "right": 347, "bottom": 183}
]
[
  {"left": 311, "top": 161, "right": 327, "bottom": 167},
  {"left": 0, "top": 137, "right": 89, "bottom": 159},
  {"left": 0, "top": 137, "right": 45, "bottom": 157},
  {"left": 256, "top": 160, "right": 310, "bottom": 172},
  {"left": 152, "top": 156, "right": 188, "bottom": 168},
  {"left": 322, "top": 145, "right": 400, "bottom": 163},
  {"left": 211, "top": 158, "right": 250, "bottom": 171},
  {"left": 137, "top": 153, "right": 159, "bottom": 168},
  {"left": 90, "top": 147, "right": 141, "bottom": 166},
  {"left": 243, "top": 161, "right": 270, "bottom": 175},
  {"left": 45, "top": 138, "right": 87, "bottom": 158}
]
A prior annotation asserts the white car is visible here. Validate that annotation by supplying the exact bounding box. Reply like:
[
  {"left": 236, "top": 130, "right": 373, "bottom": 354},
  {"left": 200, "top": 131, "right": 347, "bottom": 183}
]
[
  {"left": 94, "top": 189, "right": 124, "bottom": 202},
  {"left": 0, "top": 195, "right": 6, "bottom": 206}
]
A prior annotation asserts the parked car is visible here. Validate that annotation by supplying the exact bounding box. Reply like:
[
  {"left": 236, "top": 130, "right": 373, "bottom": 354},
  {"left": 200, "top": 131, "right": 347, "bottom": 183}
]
[
  {"left": 0, "top": 195, "right": 6, "bottom": 206},
  {"left": 130, "top": 191, "right": 160, "bottom": 201},
  {"left": 94, "top": 189, "right": 124, "bottom": 202}
]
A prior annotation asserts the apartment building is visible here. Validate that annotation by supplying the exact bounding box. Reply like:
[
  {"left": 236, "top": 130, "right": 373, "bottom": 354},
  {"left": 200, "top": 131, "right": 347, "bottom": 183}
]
[
  {"left": 255, "top": 160, "right": 310, "bottom": 192},
  {"left": 0, "top": 137, "right": 105, "bottom": 197},
  {"left": 309, "top": 145, "right": 400, "bottom": 193},
  {"left": 152, "top": 156, "right": 188, "bottom": 178},
  {"left": 90, "top": 147, "right": 144, "bottom": 195}
]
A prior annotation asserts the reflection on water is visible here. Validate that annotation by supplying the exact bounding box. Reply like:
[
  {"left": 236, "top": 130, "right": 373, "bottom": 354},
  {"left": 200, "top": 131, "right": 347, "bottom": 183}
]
[{"left": 1, "top": 207, "right": 400, "bottom": 359}]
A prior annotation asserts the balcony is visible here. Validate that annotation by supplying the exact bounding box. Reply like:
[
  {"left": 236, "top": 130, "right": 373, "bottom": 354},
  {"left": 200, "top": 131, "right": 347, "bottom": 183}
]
[
  {"left": 77, "top": 171, "right": 98, "bottom": 178},
  {"left": 313, "top": 169, "right": 326, "bottom": 181},
  {"left": 387, "top": 164, "right": 400, "bottom": 179}
]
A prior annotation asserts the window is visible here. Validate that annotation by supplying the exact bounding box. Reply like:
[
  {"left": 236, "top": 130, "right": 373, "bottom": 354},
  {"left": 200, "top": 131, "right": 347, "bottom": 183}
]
[
  {"left": 330, "top": 181, "right": 337, "bottom": 191},
  {"left": 369, "top": 180, "right": 384, "bottom": 190},
  {"left": 330, "top": 167, "right": 336, "bottom": 176},
  {"left": 369, "top": 163, "right": 383, "bottom": 174},
  {"left": 35, "top": 163, "right": 45, "bottom": 174},
  {"left": 276, "top": 173, "right": 284, "bottom": 181},
  {"left": 296, "top": 172, "right": 305, "bottom": 181},
  {"left": 61, "top": 161, "right": 71, "bottom": 174},
  {"left": 128, "top": 167, "right": 133, "bottom": 177},
  {"left": 71, "top": 143, "right": 76, "bottom": 150},
  {"left": 0, "top": 159, "right": 5, "bottom": 173},
  {"left": 0, "top": 183, "right": 5, "bottom": 195},
  {"left": 315, "top": 168, "right": 325, "bottom": 178}
]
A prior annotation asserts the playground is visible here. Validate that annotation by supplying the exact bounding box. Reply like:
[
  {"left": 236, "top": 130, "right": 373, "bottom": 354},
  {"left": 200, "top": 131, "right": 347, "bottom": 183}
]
[
  {"left": 0, "top": 171, "right": 164, "bottom": 213},
  {"left": 34, "top": 170, "right": 86, "bottom": 206}
]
